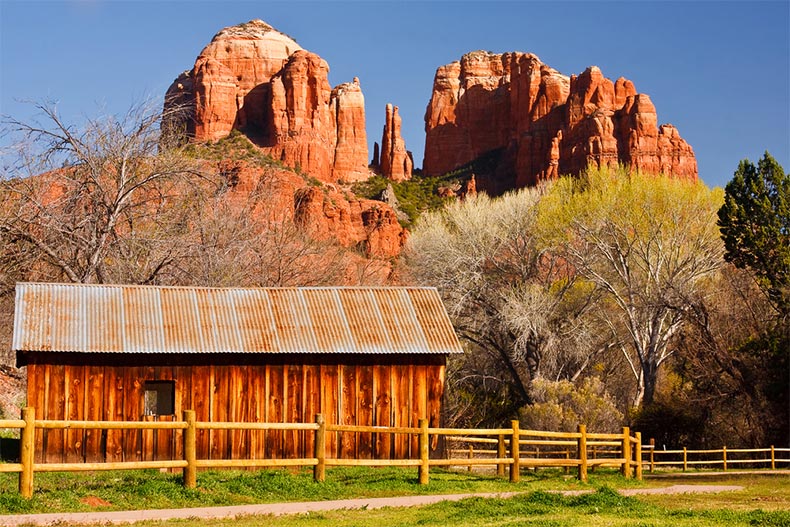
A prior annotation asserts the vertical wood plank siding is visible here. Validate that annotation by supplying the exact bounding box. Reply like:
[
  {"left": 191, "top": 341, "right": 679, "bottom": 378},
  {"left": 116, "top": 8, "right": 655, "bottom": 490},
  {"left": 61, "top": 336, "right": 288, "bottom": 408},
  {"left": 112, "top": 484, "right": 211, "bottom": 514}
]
[{"left": 25, "top": 353, "right": 446, "bottom": 463}]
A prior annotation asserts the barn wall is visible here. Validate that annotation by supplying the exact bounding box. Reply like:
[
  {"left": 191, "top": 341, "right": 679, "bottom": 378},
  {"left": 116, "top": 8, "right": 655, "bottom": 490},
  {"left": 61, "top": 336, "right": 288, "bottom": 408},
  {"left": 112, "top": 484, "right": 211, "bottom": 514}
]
[{"left": 23, "top": 353, "right": 446, "bottom": 463}]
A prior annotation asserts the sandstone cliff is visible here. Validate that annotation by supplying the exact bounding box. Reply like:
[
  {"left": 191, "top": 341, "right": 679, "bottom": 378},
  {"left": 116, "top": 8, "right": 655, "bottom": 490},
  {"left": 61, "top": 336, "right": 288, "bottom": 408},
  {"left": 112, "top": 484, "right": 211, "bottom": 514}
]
[
  {"left": 165, "top": 20, "right": 368, "bottom": 184},
  {"left": 423, "top": 51, "right": 697, "bottom": 192},
  {"left": 374, "top": 103, "right": 413, "bottom": 182},
  {"left": 198, "top": 155, "right": 407, "bottom": 265}
]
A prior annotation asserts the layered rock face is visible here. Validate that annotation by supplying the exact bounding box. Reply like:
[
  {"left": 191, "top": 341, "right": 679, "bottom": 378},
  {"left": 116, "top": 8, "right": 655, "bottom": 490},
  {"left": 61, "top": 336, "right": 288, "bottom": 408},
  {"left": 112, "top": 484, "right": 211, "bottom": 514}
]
[
  {"left": 375, "top": 104, "right": 413, "bottom": 182},
  {"left": 423, "top": 51, "right": 697, "bottom": 191},
  {"left": 294, "top": 186, "right": 407, "bottom": 258},
  {"left": 166, "top": 20, "right": 368, "bottom": 183},
  {"left": 218, "top": 160, "right": 407, "bottom": 260}
]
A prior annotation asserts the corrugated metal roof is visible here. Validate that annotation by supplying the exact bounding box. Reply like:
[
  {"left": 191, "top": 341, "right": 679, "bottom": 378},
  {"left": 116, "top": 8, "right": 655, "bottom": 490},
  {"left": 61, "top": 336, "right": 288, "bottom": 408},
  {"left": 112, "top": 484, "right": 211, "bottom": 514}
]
[{"left": 12, "top": 283, "right": 463, "bottom": 355}]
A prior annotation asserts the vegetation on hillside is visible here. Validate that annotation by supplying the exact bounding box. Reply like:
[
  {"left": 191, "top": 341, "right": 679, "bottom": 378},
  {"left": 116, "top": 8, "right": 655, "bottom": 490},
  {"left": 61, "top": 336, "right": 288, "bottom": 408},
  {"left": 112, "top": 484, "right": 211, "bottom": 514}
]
[{"left": 352, "top": 172, "right": 456, "bottom": 228}]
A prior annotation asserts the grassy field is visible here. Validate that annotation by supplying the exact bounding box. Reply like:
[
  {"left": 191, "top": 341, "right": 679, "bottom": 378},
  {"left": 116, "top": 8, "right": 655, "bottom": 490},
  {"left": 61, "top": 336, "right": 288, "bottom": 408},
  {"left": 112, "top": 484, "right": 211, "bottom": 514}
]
[
  {"left": 1, "top": 469, "right": 788, "bottom": 526},
  {"left": 0, "top": 467, "right": 599, "bottom": 514}
]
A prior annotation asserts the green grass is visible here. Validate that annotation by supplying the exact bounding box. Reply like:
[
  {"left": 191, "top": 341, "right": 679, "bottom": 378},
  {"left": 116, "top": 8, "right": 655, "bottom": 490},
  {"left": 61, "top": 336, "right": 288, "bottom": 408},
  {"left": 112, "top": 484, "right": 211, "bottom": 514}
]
[
  {"left": 0, "top": 467, "right": 613, "bottom": 515},
  {"left": 1, "top": 469, "right": 788, "bottom": 526}
]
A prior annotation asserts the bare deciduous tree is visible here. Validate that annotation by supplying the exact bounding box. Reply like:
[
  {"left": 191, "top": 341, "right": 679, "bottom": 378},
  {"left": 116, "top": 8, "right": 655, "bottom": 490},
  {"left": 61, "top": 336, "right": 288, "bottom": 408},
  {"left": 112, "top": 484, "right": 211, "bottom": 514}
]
[
  {"left": 406, "top": 189, "right": 597, "bottom": 426},
  {"left": 1, "top": 100, "right": 201, "bottom": 285}
]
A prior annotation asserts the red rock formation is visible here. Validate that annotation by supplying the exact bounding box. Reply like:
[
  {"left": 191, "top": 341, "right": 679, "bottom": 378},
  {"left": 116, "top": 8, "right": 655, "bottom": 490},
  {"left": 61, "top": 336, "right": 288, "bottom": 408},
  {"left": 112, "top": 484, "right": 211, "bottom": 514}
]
[
  {"left": 293, "top": 186, "right": 406, "bottom": 258},
  {"left": 207, "top": 160, "right": 406, "bottom": 259},
  {"left": 165, "top": 20, "right": 302, "bottom": 142},
  {"left": 330, "top": 78, "right": 370, "bottom": 183},
  {"left": 165, "top": 20, "right": 368, "bottom": 184},
  {"left": 423, "top": 51, "right": 697, "bottom": 191},
  {"left": 266, "top": 51, "right": 336, "bottom": 179},
  {"left": 378, "top": 104, "right": 412, "bottom": 182}
]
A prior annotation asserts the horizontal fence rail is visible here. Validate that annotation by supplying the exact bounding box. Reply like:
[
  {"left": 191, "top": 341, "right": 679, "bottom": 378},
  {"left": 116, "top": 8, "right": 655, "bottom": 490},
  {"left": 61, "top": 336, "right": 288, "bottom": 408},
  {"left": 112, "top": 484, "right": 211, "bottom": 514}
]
[
  {"left": 641, "top": 439, "right": 790, "bottom": 473},
  {"left": 0, "top": 408, "right": 770, "bottom": 498}
]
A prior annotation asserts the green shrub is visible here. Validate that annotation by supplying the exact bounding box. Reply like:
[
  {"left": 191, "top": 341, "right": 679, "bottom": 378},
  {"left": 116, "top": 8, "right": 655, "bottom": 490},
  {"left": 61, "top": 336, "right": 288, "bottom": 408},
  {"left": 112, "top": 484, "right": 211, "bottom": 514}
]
[{"left": 520, "top": 378, "right": 623, "bottom": 432}]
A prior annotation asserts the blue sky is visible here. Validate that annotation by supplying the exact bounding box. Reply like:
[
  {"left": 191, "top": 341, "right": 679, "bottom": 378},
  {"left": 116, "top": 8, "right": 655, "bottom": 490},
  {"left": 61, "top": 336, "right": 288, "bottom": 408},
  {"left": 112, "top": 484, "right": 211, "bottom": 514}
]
[{"left": 1, "top": 0, "right": 788, "bottom": 189}]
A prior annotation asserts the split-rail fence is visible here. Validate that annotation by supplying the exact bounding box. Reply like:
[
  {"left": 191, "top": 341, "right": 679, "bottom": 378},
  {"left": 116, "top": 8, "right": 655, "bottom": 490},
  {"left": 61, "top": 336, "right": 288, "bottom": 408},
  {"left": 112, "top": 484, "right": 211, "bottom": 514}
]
[{"left": 1, "top": 407, "right": 642, "bottom": 498}]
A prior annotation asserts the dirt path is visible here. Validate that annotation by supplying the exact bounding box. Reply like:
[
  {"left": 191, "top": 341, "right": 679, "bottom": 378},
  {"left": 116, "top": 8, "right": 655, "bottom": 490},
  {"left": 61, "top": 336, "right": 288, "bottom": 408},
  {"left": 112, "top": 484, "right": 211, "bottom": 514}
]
[{"left": 0, "top": 485, "right": 744, "bottom": 526}]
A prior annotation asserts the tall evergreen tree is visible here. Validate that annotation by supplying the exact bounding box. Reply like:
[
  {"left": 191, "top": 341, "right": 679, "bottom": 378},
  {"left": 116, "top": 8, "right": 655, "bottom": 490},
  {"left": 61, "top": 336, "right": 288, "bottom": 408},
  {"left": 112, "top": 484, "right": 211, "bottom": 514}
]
[{"left": 717, "top": 152, "right": 790, "bottom": 318}]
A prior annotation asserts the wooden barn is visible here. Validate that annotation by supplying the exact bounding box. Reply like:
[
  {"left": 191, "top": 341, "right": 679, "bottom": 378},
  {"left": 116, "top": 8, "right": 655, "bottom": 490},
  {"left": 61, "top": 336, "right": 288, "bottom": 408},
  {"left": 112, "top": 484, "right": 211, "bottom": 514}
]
[{"left": 13, "top": 282, "right": 462, "bottom": 464}]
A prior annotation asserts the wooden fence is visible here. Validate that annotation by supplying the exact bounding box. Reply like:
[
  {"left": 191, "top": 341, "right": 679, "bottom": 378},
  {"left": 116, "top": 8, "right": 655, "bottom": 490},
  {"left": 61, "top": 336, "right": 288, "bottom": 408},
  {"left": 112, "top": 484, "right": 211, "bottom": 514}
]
[
  {"left": 641, "top": 439, "right": 790, "bottom": 472},
  {"left": 0, "top": 408, "right": 643, "bottom": 498}
]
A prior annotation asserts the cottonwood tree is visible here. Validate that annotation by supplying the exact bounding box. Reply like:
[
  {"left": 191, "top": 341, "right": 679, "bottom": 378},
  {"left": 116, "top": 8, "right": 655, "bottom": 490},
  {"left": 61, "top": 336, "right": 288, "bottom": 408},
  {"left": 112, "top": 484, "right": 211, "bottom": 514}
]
[
  {"left": 406, "top": 189, "right": 597, "bottom": 426},
  {"left": 539, "top": 167, "right": 724, "bottom": 408},
  {"left": 0, "top": 100, "right": 201, "bottom": 285}
]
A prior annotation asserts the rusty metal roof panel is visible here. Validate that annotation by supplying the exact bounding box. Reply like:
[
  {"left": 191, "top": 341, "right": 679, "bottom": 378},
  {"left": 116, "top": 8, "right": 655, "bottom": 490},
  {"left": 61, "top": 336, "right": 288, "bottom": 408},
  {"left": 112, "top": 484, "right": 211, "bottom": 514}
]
[
  {"left": 12, "top": 283, "right": 463, "bottom": 355},
  {"left": 302, "top": 288, "right": 354, "bottom": 353}
]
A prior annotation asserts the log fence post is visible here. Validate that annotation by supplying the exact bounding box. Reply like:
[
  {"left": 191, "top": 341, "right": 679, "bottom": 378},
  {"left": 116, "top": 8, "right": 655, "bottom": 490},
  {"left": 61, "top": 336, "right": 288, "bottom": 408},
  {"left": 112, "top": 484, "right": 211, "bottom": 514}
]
[
  {"left": 467, "top": 444, "right": 473, "bottom": 472},
  {"left": 497, "top": 434, "right": 506, "bottom": 477},
  {"left": 577, "top": 424, "right": 587, "bottom": 483},
  {"left": 722, "top": 446, "right": 727, "bottom": 471},
  {"left": 418, "top": 418, "right": 429, "bottom": 485},
  {"left": 635, "top": 432, "right": 642, "bottom": 481},
  {"left": 683, "top": 447, "right": 687, "bottom": 471},
  {"left": 621, "top": 427, "right": 632, "bottom": 478},
  {"left": 19, "top": 407, "right": 35, "bottom": 499},
  {"left": 509, "top": 420, "right": 520, "bottom": 483},
  {"left": 314, "top": 414, "right": 326, "bottom": 482},
  {"left": 183, "top": 410, "right": 196, "bottom": 489},
  {"left": 771, "top": 445, "right": 775, "bottom": 470}
]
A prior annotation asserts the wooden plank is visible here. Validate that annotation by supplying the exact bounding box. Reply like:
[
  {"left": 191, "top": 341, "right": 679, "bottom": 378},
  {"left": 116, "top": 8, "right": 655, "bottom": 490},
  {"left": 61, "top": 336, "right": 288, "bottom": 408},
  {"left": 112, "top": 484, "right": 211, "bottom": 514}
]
[
  {"left": 104, "top": 368, "right": 124, "bottom": 463},
  {"left": 140, "top": 367, "right": 156, "bottom": 462},
  {"left": 286, "top": 364, "right": 302, "bottom": 458},
  {"left": 207, "top": 365, "right": 217, "bottom": 460},
  {"left": 211, "top": 365, "right": 230, "bottom": 461},
  {"left": 339, "top": 364, "right": 357, "bottom": 459},
  {"left": 267, "top": 364, "right": 284, "bottom": 459},
  {"left": 27, "top": 363, "right": 46, "bottom": 463},
  {"left": 320, "top": 364, "right": 339, "bottom": 458},
  {"left": 142, "top": 414, "right": 155, "bottom": 462},
  {"left": 427, "top": 362, "right": 445, "bottom": 452},
  {"left": 394, "top": 362, "right": 412, "bottom": 458},
  {"left": 191, "top": 365, "right": 211, "bottom": 460},
  {"left": 414, "top": 363, "right": 428, "bottom": 423},
  {"left": 249, "top": 364, "right": 265, "bottom": 460},
  {"left": 123, "top": 367, "right": 142, "bottom": 461},
  {"left": 229, "top": 365, "right": 249, "bottom": 460},
  {"left": 84, "top": 364, "right": 104, "bottom": 462},
  {"left": 407, "top": 364, "right": 418, "bottom": 457},
  {"left": 63, "top": 365, "right": 85, "bottom": 463},
  {"left": 45, "top": 364, "right": 65, "bottom": 463},
  {"left": 302, "top": 363, "right": 320, "bottom": 458},
  {"left": 172, "top": 365, "right": 188, "bottom": 462},
  {"left": 357, "top": 364, "right": 373, "bottom": 459},
  {"left": 373, "top": 364, "right": 392, "bottom": 459}
]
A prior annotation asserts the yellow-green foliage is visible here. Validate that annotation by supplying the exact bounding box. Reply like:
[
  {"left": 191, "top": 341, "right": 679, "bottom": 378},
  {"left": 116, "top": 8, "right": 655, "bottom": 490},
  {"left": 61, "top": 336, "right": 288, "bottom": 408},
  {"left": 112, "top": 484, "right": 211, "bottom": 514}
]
[
  {"left": 538, "top": 165, "right": 724, "bottom": 247},
  {"left": 536, "top": 165, "right": 725, "bottom": 407}
]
